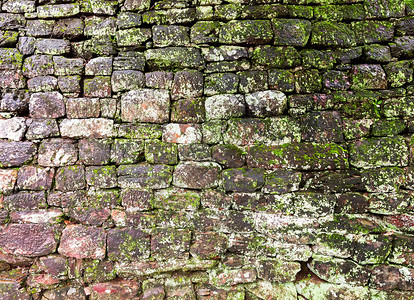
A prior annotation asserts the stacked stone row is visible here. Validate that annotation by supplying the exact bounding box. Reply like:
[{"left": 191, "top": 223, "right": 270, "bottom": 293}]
[{"left": 0, "top": 0, "right": 414, "bottom": 299}]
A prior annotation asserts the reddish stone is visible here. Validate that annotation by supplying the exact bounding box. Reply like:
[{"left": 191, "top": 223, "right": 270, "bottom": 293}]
[
  {"left": 0, "top": 224, "right": 59, "bottom": 257},
  {"left": 190, "top": 232, "right": 228, "bottom": 259},
  {"left": 58, "top": 225, "right": 106, "bottom": 259},
  {"left": 0, "top": 169, "right": 18, "bottom": 193},
  {"left": 89, "top": 280, "right": 140, "bottom": 300}
]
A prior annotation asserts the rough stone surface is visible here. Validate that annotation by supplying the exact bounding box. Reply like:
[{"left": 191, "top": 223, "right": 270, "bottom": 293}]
[{"left": 0, "top": 0, "right": 412, "bottom": 297}]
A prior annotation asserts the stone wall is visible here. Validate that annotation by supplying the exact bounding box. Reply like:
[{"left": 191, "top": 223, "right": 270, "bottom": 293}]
[{"left": 0, "top": 0, "right": 413, "bottom": 298}]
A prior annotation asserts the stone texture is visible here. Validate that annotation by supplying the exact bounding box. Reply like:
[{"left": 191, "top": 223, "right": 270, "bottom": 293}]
[
  {"left": 121, "top": 89, "right": 170, "bottom": 123},
  {"left": 58, "top": 225, "right": 106, "bottom": 259}
]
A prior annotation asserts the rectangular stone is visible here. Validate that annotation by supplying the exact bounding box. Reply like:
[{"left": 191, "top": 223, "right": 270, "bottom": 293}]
[
  {"left": 349, "top": 137, "right": 408, "bottom": 169},
  {"left": 247, "top": 143, "right": 349, "bottom": 170},
  {"left": 0, "top": 141, "right": 36, "bottom": 167},
  {"left": 0, "top": 117, "right": 26, "bottom": 141},
  {"left": 60, "top": 119, "right": 115, "bottom": 138},
  {"left": 37, "top": 4, "right": 80, "bottom": 18},
  {"left": 117, "top": 164, "right": 173, "bottom": 189}
]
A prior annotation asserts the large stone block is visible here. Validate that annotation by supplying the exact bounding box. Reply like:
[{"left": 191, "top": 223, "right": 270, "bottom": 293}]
[
  {"left": 173, "top": 162, "right": 221, "bottom": 189},
  {"left": 38, "top": 139, "right": 77, "bottom": 167},
  {"left": 121, "top": 89, "right": 170, "bottom": 123},
  {"left": 0, "top": 224, "right": 59, "bottom": 257},
  {"left": 29, "top": 91, "right": 65, "bottom": 119},
  {"left": 0, "top": 141, "right": 36, "bottom": 167},
  {"left": 219, "top": 20, "right": 273, "bottom": 44},
  {"left": 60, "top": 119, "right": 115, "bottom": 138},
  {"left": 58, "top": 225, "right": 106, "bottom": 259},
  {"left": 117, "top": 164, "right": 173, "bottom": 189}
]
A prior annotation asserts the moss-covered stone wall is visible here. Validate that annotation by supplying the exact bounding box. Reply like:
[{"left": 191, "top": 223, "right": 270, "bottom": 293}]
[{"left": 0, "top": 0, "right": 413, "bottom": 298}]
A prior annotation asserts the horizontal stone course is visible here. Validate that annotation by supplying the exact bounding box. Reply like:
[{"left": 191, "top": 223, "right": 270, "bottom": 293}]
[{"left": 0, "top": 0, "right": 412, "bottom": 298}]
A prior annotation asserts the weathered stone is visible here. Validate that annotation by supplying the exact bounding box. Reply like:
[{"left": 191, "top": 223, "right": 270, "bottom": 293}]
[
  {"left": 272, "top": 19, "right": 311, "bottom": 46},
  {"left": 223, "top": 168, "right": 265, "bottom": 192},
  {"left": 190, "top": 232, "right": 227, "bottom": 260},
  {"left": 311, "top": 21, "right": 356, "bottom": 47},
  {"left": 295, "top": 69, "right": 322, "bottom": 93},
  {"left": 0, "top": 169, "right": 17, "bottom": 193},
  {"left": 173, "top": 162, "right": 221, "bottom": 189},
  {"left": 0, "top": 117, "right": 26, "bottom": 141},
  {"left": 247, "top": 143, "right": 348, "bottom": 171},
  {"left": 121, "top": 189, "right": 152, "bottom": 212},
  {"left": 170, "top": 98, "right": 205, "bottom": 123},
  {"left": 300, "top": 111, "right": 343, "bottom": 143},
  {"left": 89, "top": 280, "right": 140, "bottom": 300},
  {"left": 153, "top": 188, "right": 200, "bottom": 211},
  {"left": 364, "top": 0, "right": 405, "bottom": 18},
  {"left": 118, "top": 124, "right": 162, "bottom": 139},
  {"left": 29, "top": 92, "right": 65, "bottom": 119},
  {"left": 107, "top": 228, "right": 150, "bottom": 262},
  {"left": 362, "top": 167, "right": 406, "bottom": 193},
  {"left": 238, "top": 70, "right": 268, "bottom": 93},
  {"left": 26, "top": 20, "right": 54, "bottom": 37},
  {"left": 113, "top": 53, "right": 146, "bottom": 71},
  {"left": 211, "top": 268, "right": 257, "bottom": 286},
  {"left": 117, "top": 12, "right": 142, "bottom": 29},
  {"left": 365, "top": 44, "right": 393, "bottom": 62},
  {"left": 53, "top": 56, "right": 83, "bottom": 76},
  {"left": 145, "top": 140, "right": 178, "bottom": 165},
  {"left": 121, "top": 89, "right": 170, "bottom": 123},
  {"left": 263, "top": 170, "right": 301, "bottom": 194},
  {"left": 27, "top": 76, "right": 58, "bottom": 92},
  {"left": 171, "top": 70, "right": 203, "bottom": 100},
  {"left": 371, "top": 265, "right": 414, "bottom": 290},
  {"left": 4, "top": 191, "right": 46, "bottom": 211},
  {"left": 2, "top": 1, "right": 35, "bottom": 13},
  {"left": 79, "top": 139, "right": 112, "bottom": 166},
  {"left": 178, "top": 144, "right": 211, "bottom": 161},
  {"left": 349, "top": 137, "right": 408, "bottom": 169},
  {"left": 37, "top": 4, "right": 80, "bottom": 18},
  {"left": 85, "top": 166, "right": 117, "bottom": 189},
  {"left": 55, "top": 166, "right": 86, "bottom": 191},
  {"left": 66, "top": 98, "right": 100, "bottom": 119},
  {"left": 212, "top": 144, "right": 245, "bottom": 168},
  {"left": 17, "top": 37, "right": 35, "bottom": 56},
  {"left": 112, "top": 70, "right": 145, "bottom": 92},
  {"left": 204, "top": 73, "right": 239, "bottom": 96},
  {"left": 190, "top": 21, "right": 220, "bottom": 44},
  {"left": 0, "top": 141, "right": 36, "bottom": 167},
  {"left": 23, "top": 55, "right": 54, "bottom": 78},
  {"left": 111, "top": 139, "right": 144, "bottom": 165},
  {"left": 151, "top": 229, "right": 191, "bottom": 260},
  {"left": 26, "top": 119, "right": 59, "bottom": 140},
  {"left": 153, "top": 25, "right": 189, "bottom": 47},
  {"left": 142, "top": 8, "right": 196, "bottom": 24},
  {"left": 17, "top": 166, "right": 54, "bottom": 191},
  {"left": 85, "top": 57, "right": 113, "bottom": 76},
  {"left": 323, "top": 70, "right": 350, "bottom": 90},
  {"left": 223, "top": 117, "right": 301, "bottom": 146},
  {"left": 268, "top": 69, "right": 295, "bottom": 92},
  {"left": 245, "top": 90, "right": 287, "bottom": 117},
  {"left": 145, "top": 47, "right": 203, "bottom": 70},
  {"left": 352, "top": 234, "right": 392, "bottom": 264},
  {"left": 117, "top": 164, "right": 173, "bottom": 189},
  {"left": 58, "top": 225, "right": 106, "bottom": 259},
  {"left": 350, "top": 64, "right": 387, "bottom": 90},
  {"left": 313, "top": 232, "right": 354, "bottom": 258},
  {"left": 0, "top": 224, "right": 59, "bottom": 257},
  {"left": 384, "top": 60, "right": 413, "bottom": 88},
  {"left": 145, "top": 71, "right": 173, "bottom": 89},
  {"left": 256, "top": 259, "right": 301, "bottom": 283},
  {"left": 219, "top": 20, "right": 273, "bottom": 44},
  {"left": 116, "top": 28, "right": 151, "bottom": 47},
  {"left": 60, "top": 119, "right": 115, "bottom": 138},
  {"left": 205, "top": 94, "right": 245, "bottom": 120},
  {"left": 308, "top": 255, "right": 370, "bottom": 285},
  {"left": 163, "top": 123, "right": 202, "bottom": 144},
  {"left": 84, "top": 76, "right": 111, "bottom": 98},
  {"left": 353, "top": 21, "right": 394, "bottom": 45},
  {"left": 301, "top": 49, "right": 336, "bottom": 70},
  {"left": 35, "top": 39, "right": 71, "bottom": 55},
  {"left": 53, "top": 18, "right": 84, "bottom": 40}
]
